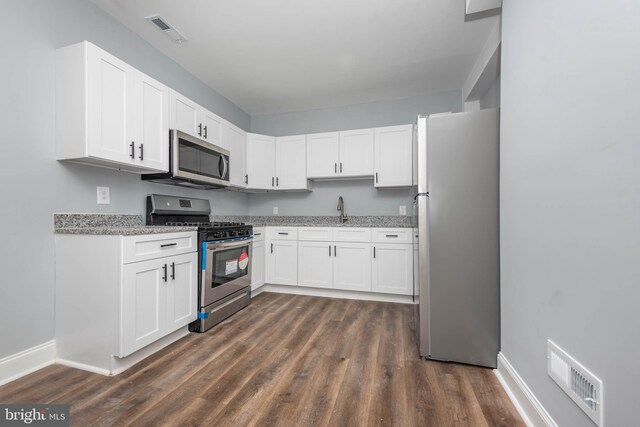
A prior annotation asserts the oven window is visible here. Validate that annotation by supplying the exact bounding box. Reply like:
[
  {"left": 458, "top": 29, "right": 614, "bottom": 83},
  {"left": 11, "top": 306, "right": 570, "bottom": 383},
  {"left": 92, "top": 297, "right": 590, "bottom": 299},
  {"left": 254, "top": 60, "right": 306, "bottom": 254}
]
[
  {"left": 211, "top": 246, "right": 250, "bottom": 288},
  {"left": 178, "top": 138, "right": 225, "bottom": 179}
]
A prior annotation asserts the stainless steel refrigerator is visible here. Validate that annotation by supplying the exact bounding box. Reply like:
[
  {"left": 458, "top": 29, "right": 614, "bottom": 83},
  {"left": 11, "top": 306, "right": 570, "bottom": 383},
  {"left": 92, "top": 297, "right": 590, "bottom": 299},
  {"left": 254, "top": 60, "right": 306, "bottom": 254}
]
[{"left": 414, "top": 108, "right": 500, "bottom": 368}]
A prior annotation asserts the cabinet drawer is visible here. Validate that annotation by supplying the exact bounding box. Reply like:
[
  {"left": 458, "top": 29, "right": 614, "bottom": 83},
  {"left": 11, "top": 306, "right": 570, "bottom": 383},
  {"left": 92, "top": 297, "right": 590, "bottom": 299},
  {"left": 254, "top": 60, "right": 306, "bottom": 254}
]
[
  {"left": 123, "top": 232, "right": 197, "bottom": 264},
  {"left": 298, "top": 227, "right": 333, "bottom": 242},
  {"left": 332, "top": 228, "right": 372, "bottom": 243},
  {"left": 371, "top": 228, "right": 413, "bottom": 244},
  {"left": 268, "top": 227, "right": 298, "bottom": 240},
  {"left": 252, "top": 227, "right": 265, "bottom": 242}
]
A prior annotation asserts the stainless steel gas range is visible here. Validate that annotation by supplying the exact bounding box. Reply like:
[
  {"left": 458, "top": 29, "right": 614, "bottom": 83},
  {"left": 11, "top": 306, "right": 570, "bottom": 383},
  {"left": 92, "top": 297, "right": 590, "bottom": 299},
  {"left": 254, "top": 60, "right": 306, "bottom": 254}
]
[{"left": 146, "top": 194, "right": 253, "bottom": 332}]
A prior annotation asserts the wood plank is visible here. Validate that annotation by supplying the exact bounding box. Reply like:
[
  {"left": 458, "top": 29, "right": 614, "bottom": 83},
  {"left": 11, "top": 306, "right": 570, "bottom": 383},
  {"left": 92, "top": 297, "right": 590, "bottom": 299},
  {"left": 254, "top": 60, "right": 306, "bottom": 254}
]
[{"left": 0, "top": 293, "right": 524, "bottom": 427}]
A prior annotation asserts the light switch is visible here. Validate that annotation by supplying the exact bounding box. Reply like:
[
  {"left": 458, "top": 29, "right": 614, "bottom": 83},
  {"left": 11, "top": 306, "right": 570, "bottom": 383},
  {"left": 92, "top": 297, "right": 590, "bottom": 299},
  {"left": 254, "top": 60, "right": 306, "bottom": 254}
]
[
  {"left": 273, "top": 206, "right": 279, "bottom": 215},
  {"left": 97, "top": 186, "right": 110, "bottom": 205},
  {"left": 399, "top": 205, "right": 406, "bottom": 215}
]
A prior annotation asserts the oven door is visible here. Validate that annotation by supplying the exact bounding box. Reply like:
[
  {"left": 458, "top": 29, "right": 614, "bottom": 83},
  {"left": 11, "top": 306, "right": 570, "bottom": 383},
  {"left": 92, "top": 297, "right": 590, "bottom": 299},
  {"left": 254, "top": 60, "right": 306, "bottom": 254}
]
[{"left": 202, "top": 238, "right": 252, "bottom": 307}]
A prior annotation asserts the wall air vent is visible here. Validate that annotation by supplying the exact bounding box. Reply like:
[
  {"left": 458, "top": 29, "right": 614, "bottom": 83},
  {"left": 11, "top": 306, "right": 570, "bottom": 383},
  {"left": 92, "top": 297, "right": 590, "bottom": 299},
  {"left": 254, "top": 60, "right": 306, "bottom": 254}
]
[
  {"left": 547, "top": 340, "right": 603, "bottom": 426},
  {"left": 145, "top": 15, "right": 188, "bottom": 44}
]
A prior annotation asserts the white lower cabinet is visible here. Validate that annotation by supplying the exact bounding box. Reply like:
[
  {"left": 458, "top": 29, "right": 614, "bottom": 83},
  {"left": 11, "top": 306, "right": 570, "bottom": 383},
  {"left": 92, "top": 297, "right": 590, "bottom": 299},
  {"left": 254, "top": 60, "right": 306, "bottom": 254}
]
[
  {"left": 298, "top": 241, "right": 334, "bottom": 289},
  {"left": 122, "top": 252, "right": 196, "bottom": 356},
  {"left": 371, "top": 243, "right": 414, "bottom": 295},
  {"left": 261, "top": 227, "right": 413, "bottom": 297},
  {"left": 266, "top": 239, "right": 298, "bottom": 286},
  {"left": 333, "top": 242, "right": 372, "bottom": 292},
  {"left": 55, "top": 231, "right": 198, "bottom": 375},
  {"left": 251, "top": 228, "right": 265, "bottom": 291}
]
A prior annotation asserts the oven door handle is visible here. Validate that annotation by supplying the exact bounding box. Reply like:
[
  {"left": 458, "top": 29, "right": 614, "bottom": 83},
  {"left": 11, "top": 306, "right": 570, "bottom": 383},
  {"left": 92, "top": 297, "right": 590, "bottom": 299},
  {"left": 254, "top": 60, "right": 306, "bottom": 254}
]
[{"left": 206, "top": 239, "right": 252, "bottom": 251}]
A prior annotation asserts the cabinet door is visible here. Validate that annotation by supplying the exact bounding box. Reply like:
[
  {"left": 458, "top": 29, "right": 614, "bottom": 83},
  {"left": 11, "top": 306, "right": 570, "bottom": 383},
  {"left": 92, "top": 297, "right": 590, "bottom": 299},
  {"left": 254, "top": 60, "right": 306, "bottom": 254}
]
[
  {"left": 371, "top": 243, "right": 414, "bottom": 295},
  {"left": 86, "top": 45, "right": 136, "bottom": 166},
  {"left": 251, "top": 241, "right": 265, "bottom": 291},
  {"left": 201, "top": 109, "right": 225, "bottom": 149},
  {"left": 246, "top": 133, "right": 276, "bottom": 190},
  {"left": 306, "top": 132, "right": 339, "bottom": 178},
  {"left": 121, "top": 258, "right": 167, "bottom": 357},
  {"left": 276, "top": 135, "right": 308, "bottom": 190},
  {"left": 339, "top": 128, "right": 374, "bottom": 177},
  {"left": 374, "top": 124, "right": 414, "bottom": 187},
  {"left": 298, "top": 241, "right": 333, "bottom": 289},
  {"left": 267, "top": 240, "right": 298, "bottom": 286},
  {"left": 169, "top": 90, "right": 199, "bottom": 138},
  {"left": 225, "top": 122, "right": 247, "bottom": 188},
  {"left": 133, "top": 71, "right": 169, "bottom": 172},
  {"left": 166, "top": 252, "right": 198, "bottom": 332},
  {"left": 333, "top": 242, "right": 372, "bottom": 292}
]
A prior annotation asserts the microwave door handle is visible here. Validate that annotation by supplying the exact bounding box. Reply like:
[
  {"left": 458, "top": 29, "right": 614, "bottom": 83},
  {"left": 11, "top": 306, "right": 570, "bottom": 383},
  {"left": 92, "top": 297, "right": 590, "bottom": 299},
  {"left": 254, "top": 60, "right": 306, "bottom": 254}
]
[{"left": 219, "top": 155, "right": 228, "bottom": 179}]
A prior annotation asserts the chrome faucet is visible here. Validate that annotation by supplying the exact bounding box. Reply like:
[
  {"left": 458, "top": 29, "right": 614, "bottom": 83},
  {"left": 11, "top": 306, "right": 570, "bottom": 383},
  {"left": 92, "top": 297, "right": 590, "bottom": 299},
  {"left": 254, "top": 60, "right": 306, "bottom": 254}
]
[{"left": 337, "top": 196, "right": 348, "bottom": 223}]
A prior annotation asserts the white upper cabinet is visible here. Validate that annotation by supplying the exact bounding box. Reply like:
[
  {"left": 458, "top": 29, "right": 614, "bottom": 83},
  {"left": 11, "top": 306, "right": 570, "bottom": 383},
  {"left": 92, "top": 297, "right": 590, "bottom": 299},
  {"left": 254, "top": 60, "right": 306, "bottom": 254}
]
[
  {"left": 306, "top": 132, "right": 340, "bottom": 178},
  {"left": 306, "top": 129, "right": 374, "bottom": 179},
  {"left": 169, "top": 90, "right": 199, "bottom": 138},
  {"left": 374, "top": 124, "right": 414, "bottom": 187},
  {"left": 169, "top": 90, "right": 225, "bottom": 148},
  {"left": 276, "top": 135, "right": 309, "bottom": 190},
  {"left": 246, "top": 133, "right": 276, "bottom": 190},
  {"left": 245, "top": 133, "right": 310, "bottom": 191},
  {"left": 202, "top": 110, "right": 225, "bottom": 148},
  {"left": 56, "top": 41, "right": 169, "bottom": 173},
  {"left": 133, "top": 73, "right": 169, "bottom": 171},
  {"left": 224, "top": 121, "right": 247, "bottom": 188},
  {"left": 338, "top": 128, "right": 374, "bottom": 177}
]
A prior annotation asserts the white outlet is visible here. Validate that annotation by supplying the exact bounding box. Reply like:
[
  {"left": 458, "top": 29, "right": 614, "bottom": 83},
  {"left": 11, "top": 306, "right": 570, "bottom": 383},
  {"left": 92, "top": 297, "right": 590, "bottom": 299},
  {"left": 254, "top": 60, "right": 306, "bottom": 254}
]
[
  {"left": 97, "top": 186, "right": 110, "bottom": 205},
  {"left": 273, "top": 206, "right": 279, "bottom": 215},
  {"left": 399, "top": 205, "right": 407, "bottom": 215}
]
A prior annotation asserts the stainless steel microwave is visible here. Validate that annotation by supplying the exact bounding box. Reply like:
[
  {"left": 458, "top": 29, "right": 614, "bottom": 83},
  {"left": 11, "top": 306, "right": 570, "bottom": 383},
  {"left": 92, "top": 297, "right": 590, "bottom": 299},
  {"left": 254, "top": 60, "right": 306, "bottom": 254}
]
[{"left": 142, "top": 130, "right": 230, "bottom": 189}]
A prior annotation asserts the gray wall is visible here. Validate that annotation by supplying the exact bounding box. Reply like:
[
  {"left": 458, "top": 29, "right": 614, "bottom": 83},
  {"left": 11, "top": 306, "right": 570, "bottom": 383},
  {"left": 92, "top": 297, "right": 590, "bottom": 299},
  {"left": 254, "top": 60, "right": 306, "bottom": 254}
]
[
  {"left": 249, "top": 90, "right": 462, "bottom": 216},
  {"left": 480, "top": 75, "right": 500, "bottom": 109},
  {"left": 501, "top": 1, "right": 640, "bottom": 426},
  {"left": 249, "top": 181, "right": 413, "bottom": 216},
  {"left": 0, "top": 0, "right": 250, "bottom": 359}
]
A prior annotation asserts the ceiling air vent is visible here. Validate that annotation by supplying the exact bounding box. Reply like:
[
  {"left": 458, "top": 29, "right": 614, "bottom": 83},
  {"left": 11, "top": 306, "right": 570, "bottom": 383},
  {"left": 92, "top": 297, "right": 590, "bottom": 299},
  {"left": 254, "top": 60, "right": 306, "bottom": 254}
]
[
  {"left": 145, "top": 15, "right": 188, "bottom": 44},
  {"left": 547, "top": 340, "right": 603, "bottom": 426}
]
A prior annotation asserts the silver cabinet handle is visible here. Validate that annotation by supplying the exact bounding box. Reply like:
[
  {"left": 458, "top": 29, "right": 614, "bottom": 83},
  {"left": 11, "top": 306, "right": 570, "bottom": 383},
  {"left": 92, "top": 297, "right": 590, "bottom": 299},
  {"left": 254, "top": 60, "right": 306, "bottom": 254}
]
[
  {"left": 334, "top": 245, "right": 336, "bottom": 256},
  {"left": 335, "top": 163, "right": 337, "bottom": 173},
  {"left": 329, "top": 245, "right": 331, "bottom": 256},
  {"left": 373, "top": 247, "right": 376, "bottom": 258},
  {"left": 254, "top": 232, "right": 262, "bottom": 236},
  {"left": 162, "top": 264, "right": 168, "bottom": 282},
  {"left": 386, "top": 234, "right": 398, "bottom": 238},
  {"left": 203, "top": 125, "right": 208, "bottom": 139},
  {"left": 271, "top": 243, "right": 274, "bottom": 253},
  {"left": 245, "top": 174, "right": 248, "bottom": 184},
  {"left": 198, "top": 123, "right": 202, "bottom": 136},
  {"left": 170, "top": 262, "right": 175, "bottom": 280},
  {"left": 340, "top": 162, "right": 343, "bottom": 173},
  {"left": 375, "top": 172, "right": 379, "bottom": 183},
  {"left": 160, "top": 243, "right": 177, "bottom": 248},
  {"left": 278, "top": 232, "right": 289, "bottom": 235},
  {"left": 139, "top": 143, "right": 144, "bottom": 161},
  {"left": 130, "top": 141, "right": 135, "bottom": 159},
  {"left": 272, "top": 177, "right": 275, "bottom": 187}
]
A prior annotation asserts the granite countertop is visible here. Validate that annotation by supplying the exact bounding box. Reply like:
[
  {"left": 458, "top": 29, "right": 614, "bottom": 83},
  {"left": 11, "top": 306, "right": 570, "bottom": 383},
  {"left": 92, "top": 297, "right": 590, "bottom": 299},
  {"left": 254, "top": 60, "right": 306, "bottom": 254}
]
[
  {"left": 215, "top": 215, "right": 414, "bottom": 228},
  {"left": 54, "top": 214, "right": 198, "bottom": 236}
]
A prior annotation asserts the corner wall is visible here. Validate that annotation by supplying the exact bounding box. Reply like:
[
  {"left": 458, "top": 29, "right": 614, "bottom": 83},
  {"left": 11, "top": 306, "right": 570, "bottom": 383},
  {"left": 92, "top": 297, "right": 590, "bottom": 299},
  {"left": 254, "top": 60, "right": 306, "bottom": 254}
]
[{"left": 500, "top": 1, "right": 640, "bottom": 425}]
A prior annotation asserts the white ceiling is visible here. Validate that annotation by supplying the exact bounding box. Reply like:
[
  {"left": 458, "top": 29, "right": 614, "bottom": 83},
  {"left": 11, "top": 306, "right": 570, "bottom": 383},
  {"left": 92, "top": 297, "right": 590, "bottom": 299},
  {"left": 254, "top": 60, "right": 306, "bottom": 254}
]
[{"left": 90, "top": 0, "right": 498, "bottom": 116}]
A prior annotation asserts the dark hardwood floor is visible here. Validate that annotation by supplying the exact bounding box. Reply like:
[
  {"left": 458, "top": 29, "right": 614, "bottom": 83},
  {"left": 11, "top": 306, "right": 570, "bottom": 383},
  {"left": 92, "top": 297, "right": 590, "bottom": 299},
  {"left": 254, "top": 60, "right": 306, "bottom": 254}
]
[{"left": 0, "top": 293, "right": 524, "bottom": 426}]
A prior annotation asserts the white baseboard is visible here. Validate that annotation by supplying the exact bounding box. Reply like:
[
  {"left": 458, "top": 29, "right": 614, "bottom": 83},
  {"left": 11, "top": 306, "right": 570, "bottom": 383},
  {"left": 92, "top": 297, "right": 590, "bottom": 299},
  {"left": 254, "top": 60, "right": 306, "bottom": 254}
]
[
  {"left": 0, "top": 340, "right": 56, "bottom": 386},
  {"left": 495, "top": 352, "right": 557, "bottom": 427},
  {"left": 263, "top": 284, "right": 415, "bottom": 304},
  {"left": 251, "top": 283, "right": 266, "bottom": 297},
  {"left": 55, "top": 358, "right": 110, "bottom": 376}
]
